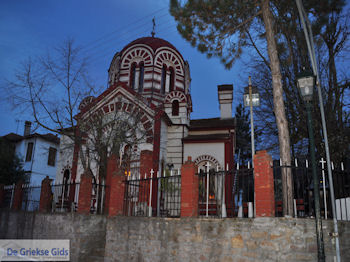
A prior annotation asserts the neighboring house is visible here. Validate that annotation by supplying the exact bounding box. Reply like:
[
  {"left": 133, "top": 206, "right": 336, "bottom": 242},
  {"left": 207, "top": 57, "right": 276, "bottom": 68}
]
[
  {"left": 2, "top": 121, "right": 60, "bottom": 185},
  {"left": 56, "top": 36, "right": 236, "bottom": 185}
]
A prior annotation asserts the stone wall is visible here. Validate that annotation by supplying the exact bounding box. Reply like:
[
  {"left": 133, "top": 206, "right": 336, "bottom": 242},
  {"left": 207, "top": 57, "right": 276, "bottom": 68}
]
[
  {"left": 0, "top": 211, "right": 107, "bottom": 262},
  {"left": 1, "top": 210, "right": 349, "bottom": 262}
]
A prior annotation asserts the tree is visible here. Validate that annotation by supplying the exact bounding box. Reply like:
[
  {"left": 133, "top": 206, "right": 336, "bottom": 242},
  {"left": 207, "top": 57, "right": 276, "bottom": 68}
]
[
  {"left": 5, "top": 39, "right": 147, "bottom": 180},
  {"left": 0, "top": 137, "right": 25, "bottom": 184},
  {"left": 170, "top": 0, "right": 294, "bottom": 215},
  {"left": 249, "top": 0, "right": 350, "bottom": 162}
]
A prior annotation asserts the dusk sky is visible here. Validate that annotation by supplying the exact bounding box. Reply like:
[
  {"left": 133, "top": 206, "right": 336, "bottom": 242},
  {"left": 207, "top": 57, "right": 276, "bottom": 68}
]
[{"left": 0, "top": 0, "right": 251, "bottom": 136}]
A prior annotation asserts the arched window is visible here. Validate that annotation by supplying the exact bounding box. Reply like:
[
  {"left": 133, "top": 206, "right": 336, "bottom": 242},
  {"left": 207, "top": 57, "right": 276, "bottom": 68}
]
[
  {"left": 169, "top": 67, "right": 175, "bottom": 92},
  {"left": 130, "top": 62, "right": 137, "bottom": 89},
  {"left": 138, "top": 62, "right": 144, "bottom": 93},
  {"left": 62, "top": 169, "right": 70, "bottom": 197},
  {"left": 161, "top": 65, "right": 167, "bottom": 94},
  {"left": 172, "top": 100, "right": 179, "bottom": 116}
]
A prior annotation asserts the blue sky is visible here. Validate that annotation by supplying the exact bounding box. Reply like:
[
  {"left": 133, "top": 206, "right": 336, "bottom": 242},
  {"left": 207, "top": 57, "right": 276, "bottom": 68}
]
[{"left": 0, "top": 0, "right": 250, "bottom": 136}]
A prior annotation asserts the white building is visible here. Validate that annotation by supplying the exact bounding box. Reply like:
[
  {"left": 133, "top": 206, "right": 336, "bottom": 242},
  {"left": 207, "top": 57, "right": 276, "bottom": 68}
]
[{"left": 3, "top": 121, "right": 60, "bottom": 185}]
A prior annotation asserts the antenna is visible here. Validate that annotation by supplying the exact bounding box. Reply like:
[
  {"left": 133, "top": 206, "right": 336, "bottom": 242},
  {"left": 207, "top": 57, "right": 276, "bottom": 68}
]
[{"left": 151, "top": 17, "right": 156, "bottom": 37}]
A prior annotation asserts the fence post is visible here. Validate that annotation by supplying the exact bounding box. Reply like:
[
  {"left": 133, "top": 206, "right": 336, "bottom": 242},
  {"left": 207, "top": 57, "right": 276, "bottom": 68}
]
[
  {"left": 180, "top": 156, "right": 198, "bottom": 217},
  {"left": 105, "top": 154, "right": 125, "bottom": 216},
  {"left": 0, "top": 184, "right": 4, "bottom": 207},
  {"left": 39, "top": 176, "right": 52, "bottom": 212},
  {"left": 12, "top": 180, "right": 24, "bottom": 211},
  {"left": 253, "top": 150, "right": 275, "bottom": 217},
  {"left": 77, "top": 171, "right": 93, "bottom": 214}
]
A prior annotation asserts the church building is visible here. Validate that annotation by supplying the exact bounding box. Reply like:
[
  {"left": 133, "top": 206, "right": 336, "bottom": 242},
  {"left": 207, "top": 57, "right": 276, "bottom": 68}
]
[{"left": 56, "top": 36, "right": 236, "bottom": 184}]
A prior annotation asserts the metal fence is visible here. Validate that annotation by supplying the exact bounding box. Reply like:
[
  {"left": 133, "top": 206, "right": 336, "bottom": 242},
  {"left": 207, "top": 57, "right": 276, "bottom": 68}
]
[
  {"left": 51, "top": 179, "right": 107, "bottom": 214},
  {"left": 3, "top": 184, "right": 15, "bottom": 209},
  {"left": 22, "top": 184, "right": 41, "bottom": 211},
  {"left": 52, "top": 180, "right": 80, "bottom": 213},
  {"left": 197, "top": 165, "right": 254, "bottom": 218},
  {"left": 124, "top": 170, "right": 181, "bottom": 217},
  {"left": 273, "top": 159, "right": 350, "bottom": 220}
]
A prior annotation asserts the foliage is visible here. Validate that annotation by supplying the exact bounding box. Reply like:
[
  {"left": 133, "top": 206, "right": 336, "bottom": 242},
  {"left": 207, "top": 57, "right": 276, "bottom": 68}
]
[
  {"left": 0, "top": 138, "right": 25, "bottom": 184},
  {"left": 250, "top": 0, "right": 350, "bottom": 161},
  {"left": 5, "top": 39, "right": 147, "bottom": 178}
]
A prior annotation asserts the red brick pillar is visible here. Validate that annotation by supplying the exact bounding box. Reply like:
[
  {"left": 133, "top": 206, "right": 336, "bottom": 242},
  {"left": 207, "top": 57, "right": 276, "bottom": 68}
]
[
  {"left": 12, "top": 180, "right": 24, "bottom": 210},
  {"left": 181, "top": 156, "right": 198, "bottom": 217},
  {"left": 39, "top": 176, "right": 53, "bottom": 212},
  {"left": 77, "top": 172, "right": 93, "bottom": 214},
  {"left": 253, "top": 150, "right": 275, "bottom": 217},
  {"left": 105, "top": 154, "right": 125, "bottom": 216},
  {"left": 0, "top": 184, "right": 4, "bottom": 207}
]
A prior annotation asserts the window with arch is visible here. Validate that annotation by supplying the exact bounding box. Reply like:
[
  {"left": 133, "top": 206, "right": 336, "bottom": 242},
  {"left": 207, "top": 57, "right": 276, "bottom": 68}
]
[
  {"left": 172, "top": 100, "right": 179, "bottom": 116},
  {"left": 62, "top": 169, "right": 70, "bottom": 197},
  {"left": 169, "top": 67, "right": 175, "bottom": 92},
  {"left": 138, "top": 62, "right": 144, "bottom": 93},
  {"left": 161, "top": 65, "right": 167, "bottom": 94},
  {"left": 130, "top": 62, "right": 137, "bottom": 89}
]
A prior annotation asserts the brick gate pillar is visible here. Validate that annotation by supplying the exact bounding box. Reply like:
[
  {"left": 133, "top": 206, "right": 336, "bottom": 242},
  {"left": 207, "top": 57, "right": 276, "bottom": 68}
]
[
  {"left": 180, "top": 156, "right": 198, "bottom": 217},
  {"left": 39, "top": 176, "right": 53, "bottom": 212},
  {"left": 12, "top": 180, "right": 24, "bottom": 210},
  {"left": 105, "top": 154, "right": 125, "bottom": 216},
  {"left": 253, "top": 150, "right": 275, "bottom": 217},
  {"left": 78, "top": 172, "right": 93, "bottom": 214}
]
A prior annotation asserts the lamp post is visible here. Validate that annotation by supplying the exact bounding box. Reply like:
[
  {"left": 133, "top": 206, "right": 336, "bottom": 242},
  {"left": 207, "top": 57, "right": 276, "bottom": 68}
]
[
  {"left": 297, "top": 71, "right": 325, "bottom": 262},
  {"left": 244, "top": 76, "right": 260, "bottom": 166}
]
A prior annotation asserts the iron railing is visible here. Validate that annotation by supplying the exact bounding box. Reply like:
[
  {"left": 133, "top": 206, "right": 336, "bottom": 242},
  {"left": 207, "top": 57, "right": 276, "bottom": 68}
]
[
  {"left": 197, "top": 166, "right": 254, "bottom": 218},
  {"left": 124, "top": 170, "right": 181, "bottom": 217},
  {"left": 3, "top": 184, "right": 15, "bottom": 209},
  {"left": 21, "top": 184, "right": 41, "bottom": 211},
  {"left": 273, "top": 159, "right": 350, "bottom": 220}
]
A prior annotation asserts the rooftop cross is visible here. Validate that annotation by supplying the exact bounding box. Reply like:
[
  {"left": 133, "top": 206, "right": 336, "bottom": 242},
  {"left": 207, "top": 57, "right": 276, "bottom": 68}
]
[{"left": 151, "top": 17, "right": 156, "bottom": 37}]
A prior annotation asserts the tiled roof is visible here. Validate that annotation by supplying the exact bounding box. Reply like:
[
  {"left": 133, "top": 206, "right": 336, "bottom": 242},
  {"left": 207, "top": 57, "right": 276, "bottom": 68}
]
[
  {"left": 2, "top": 132, "right": 60, "bottom": 144},
  {"left": 183, "top": 133, "right": 230, "bottom": 142},
  {"left": 189, "top": 117, "right": 235, "bottom": 130},
  {"left": 120, "top": 37, "right": 183, "bottom": 59}
]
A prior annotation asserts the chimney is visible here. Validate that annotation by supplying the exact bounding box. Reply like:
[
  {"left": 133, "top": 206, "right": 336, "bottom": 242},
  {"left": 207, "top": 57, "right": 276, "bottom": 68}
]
[
  {"left": 24, "top": 121, "right": 32, "bottom": 136},
  {"left": 218, "top": 84, "right": 233, "bottom": 119}
]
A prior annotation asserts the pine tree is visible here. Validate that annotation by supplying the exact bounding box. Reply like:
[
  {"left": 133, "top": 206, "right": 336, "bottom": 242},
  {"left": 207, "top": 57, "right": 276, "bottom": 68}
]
[{"left": 170, "top": 0, "right": 294, "bottom": 215}]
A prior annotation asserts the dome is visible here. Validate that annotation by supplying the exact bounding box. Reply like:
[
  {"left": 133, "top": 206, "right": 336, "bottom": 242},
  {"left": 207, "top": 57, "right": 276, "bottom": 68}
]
[{"left": 119, "top": 37, "right": 184, "bottom": 61}]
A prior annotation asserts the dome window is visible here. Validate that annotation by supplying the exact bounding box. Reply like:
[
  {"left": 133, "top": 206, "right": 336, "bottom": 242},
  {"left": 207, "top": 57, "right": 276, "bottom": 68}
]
[
  {"left": 130, "top": 62, "right": 137, "bottom": 90},
  {"left": 161, "top": 65, "right": 167, "bottom": 94},
  {"left": 172, "top": 100, "right": 179, "bottom": 116},
  {"left": 138, "top": 62, "right": 144, "bottom": 93}
]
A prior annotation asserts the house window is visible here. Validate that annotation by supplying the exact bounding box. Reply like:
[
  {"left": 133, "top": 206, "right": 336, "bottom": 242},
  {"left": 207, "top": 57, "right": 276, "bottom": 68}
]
[
  {"left": 172, "top": 100, "right": 179, "bottom": 116},
  {"left": 25, "top": 142, "right": 34, "bottom": 162},
  {"left": 161, "top": 65, "right": 167, "bottom": 94},
  {"left": 169, "top": 67, "right": 175, "bottom": 92},
  {"left": 48, "top": 147, "right": 57, "bottom": 166},
  {"left": 130, "top": 62, "right": 137, "bottom": 89},
  {"left": 138, "top": 62, "right": 144, "bottom": 92}
]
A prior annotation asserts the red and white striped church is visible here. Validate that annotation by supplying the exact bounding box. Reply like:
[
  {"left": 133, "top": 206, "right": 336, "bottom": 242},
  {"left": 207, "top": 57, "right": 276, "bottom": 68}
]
[{"left": 56, "top": 36, "right": 236, "bottom": 185}]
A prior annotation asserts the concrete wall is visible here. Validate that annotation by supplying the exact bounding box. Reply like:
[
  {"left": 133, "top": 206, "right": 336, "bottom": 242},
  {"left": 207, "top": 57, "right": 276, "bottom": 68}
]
[{"left": 1, "top": 210, "right": 349, "bottom": 262}]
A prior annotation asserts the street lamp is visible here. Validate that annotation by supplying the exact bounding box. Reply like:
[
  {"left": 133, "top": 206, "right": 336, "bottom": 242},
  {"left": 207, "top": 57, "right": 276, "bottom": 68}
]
[
  {"left": 244, "top": 76, "right": 260, "bottom": 165},
  {"left": 297, "top": 71, "right": 325, "bottom": 262}
]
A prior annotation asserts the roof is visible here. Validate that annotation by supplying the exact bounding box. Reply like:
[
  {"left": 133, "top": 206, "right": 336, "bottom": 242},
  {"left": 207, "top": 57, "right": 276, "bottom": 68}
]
[
  {"left": 2, "top": 132, "right": 60, "bottom": 144},
  {"left": 183, "top": 134, "right": 231, "bottom": 143},
  {"left": 120, "top": 36, "right": 183, "bottom": 60},
  {"left": 189, "top": 117, "right": 235, "bottom": 131}
]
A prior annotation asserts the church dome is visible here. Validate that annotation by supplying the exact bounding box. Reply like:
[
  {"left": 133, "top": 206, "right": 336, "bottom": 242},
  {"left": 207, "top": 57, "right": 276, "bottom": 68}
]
[
  {"left": 108, "top": 36, "right": 191, "bottom": 110},
  {"left": 120, "top": 37, "right": 183, "bottom": 60}
]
